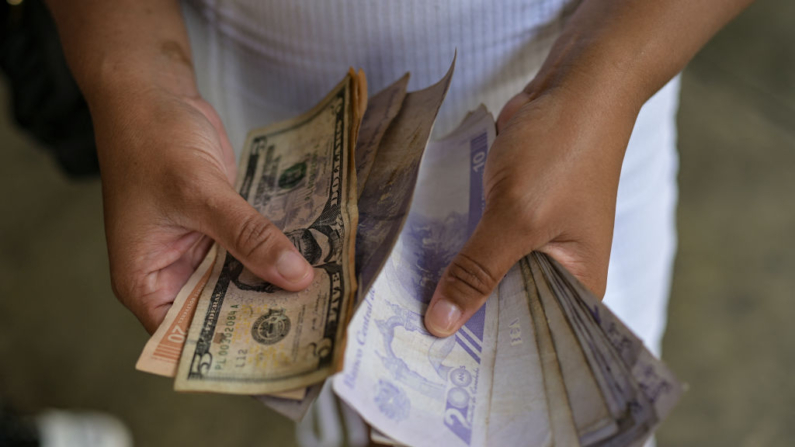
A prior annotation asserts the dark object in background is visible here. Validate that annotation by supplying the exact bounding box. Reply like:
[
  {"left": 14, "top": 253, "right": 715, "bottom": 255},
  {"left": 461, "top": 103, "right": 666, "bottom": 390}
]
[
  {"left": 0, "top": 0, "right": 99, "bottom": 178},
  {"left": 0, "top": 403, "right": 38, "bottom": 447}
]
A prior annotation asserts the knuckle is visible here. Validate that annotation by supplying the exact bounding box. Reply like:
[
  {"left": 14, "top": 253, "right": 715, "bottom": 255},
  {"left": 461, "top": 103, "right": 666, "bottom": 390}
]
[
  {"left": 110, "top": 273, "right": 141, "bottom": 315},
  {"left": 565, "top": 254, "right": 608, "bottom": 298},
  {"left": 487, "top": 180, "right": 538, "bottom": 224},
  {"left": 196, "top": 187, "right": 226, "bottom": 221},
  {"left": 164, "top": 169, "right": 215, "bottom": 221},
  {"left": 109, "top": 275, "right": 126, "bottom": 304},
  {"left": 171, "top": 173, "right": 201, "bottom": 205},
  {"left": 110, "top": 269, "right": 164, "bottom": 330},
  {"left": 161, "top": 157, "right": 200, "bottom": 195},
  {"left": 485, "top": 186, "right": 550, "bottom": 246},
  {"left": 108, "top": 264, "right": 133, "bottom": 304},
  {"left": 443, "top": 253, "right": 498, "bottom": 303},
  {"left": 140, "top": 305, "right": 165, "bottom": 332},
  {"left": 170, "top": 163, "right": 226, "bottom": 211},
  {"left": 235, "top": 214, "right": 277, "bottom": 259}
]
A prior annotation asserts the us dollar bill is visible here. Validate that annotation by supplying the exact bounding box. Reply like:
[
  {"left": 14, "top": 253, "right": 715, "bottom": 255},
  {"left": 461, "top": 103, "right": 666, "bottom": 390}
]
[
  {"left": 174, "top": 71, "right": 365, "bottom": 394},
  {"left": 136, "top": 244, "right": 217, "bottom": 378},
  {"left": 135, "top": 244, "right": 307, "bottom": 399}
]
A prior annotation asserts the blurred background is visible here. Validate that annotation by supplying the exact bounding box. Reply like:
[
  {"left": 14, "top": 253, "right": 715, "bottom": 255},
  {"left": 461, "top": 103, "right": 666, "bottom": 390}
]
[{"left": 0, "top": 0, "right": 793, "bottom": 446}]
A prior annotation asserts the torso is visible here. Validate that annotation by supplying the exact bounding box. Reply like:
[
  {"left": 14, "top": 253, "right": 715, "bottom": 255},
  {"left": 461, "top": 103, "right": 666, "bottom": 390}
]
[{"left": 183, "top": 0, "right": 577, "bottom": 150}]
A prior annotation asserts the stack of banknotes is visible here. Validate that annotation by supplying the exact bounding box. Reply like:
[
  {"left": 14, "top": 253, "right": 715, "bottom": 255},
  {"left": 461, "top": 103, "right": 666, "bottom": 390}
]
[{"left": 135, "top": 58, "right": 682, "bottom": 447}]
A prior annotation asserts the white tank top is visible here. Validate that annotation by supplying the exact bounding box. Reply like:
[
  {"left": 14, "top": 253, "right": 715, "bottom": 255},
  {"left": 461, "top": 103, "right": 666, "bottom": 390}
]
[{"left": 182, "top": 0, "right": 578, "bottom": 153}]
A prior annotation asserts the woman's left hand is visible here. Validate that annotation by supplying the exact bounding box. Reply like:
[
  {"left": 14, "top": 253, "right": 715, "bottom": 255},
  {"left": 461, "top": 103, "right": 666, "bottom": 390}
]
[{"left": 423, "top": 78, "right": 640, "bottom": 337}]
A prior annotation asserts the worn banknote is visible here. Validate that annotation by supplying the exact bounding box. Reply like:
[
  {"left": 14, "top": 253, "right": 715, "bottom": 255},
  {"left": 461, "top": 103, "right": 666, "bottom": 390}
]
[
  {"left": 528, "top": 258, "right": 618, "bottom": 445},
  {"left": 335, "top": 106, "right": 498, "bottom": 447},
  {"left": 486, "top": 263, "right": 552, "bottom": 447},
  {"left": 540, "top": 254, "right": 683, "bottom": 420},
  {"left": 252, "top": 73, "right": 412, "bottom": 416},
  {"left": 174, "top": 71, "right": 365, "bottom": 394},
  {"left": 136, "top": 245, "right": 217, "bottom": 378},
  {"left": 355, "top": 59, "right": 455, "bottom": 298},
  {"left": 354, "top": 73, "right": 409, "bottom": 198},
  {"left": 532, "top": 253, "right": 683, "bottom": 446},
  {"left": 136, "top": 244, "right": 306, "bottom": 399},
  {"left": 523, "top": 259, "right": 582, "bottom": 447}
]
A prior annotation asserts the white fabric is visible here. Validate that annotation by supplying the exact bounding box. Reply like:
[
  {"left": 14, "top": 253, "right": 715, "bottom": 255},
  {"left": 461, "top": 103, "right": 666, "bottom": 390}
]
[
  {"left": 182, "top": 0, "right": 573, "bottom": 152},
  {"left": 605, "top": 76, "right": 680, "bottom": 357},
  {"left": 181, "top": 2, "right": 678, "bottom": 443},
  {"left": 37, "top": 410, "right": 132, "bottom": 447}
]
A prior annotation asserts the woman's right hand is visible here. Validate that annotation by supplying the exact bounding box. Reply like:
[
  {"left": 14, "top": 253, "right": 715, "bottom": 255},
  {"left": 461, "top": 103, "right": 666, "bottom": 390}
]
[
  {"left": 91, "top": 85, "right": 314, "bottom": 334},
  {"left": 44, "top": 0, "right": 312, "bottom": 333}
]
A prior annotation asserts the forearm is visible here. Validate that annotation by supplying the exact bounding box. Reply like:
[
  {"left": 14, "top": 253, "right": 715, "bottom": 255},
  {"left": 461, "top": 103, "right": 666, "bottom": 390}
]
[
  {"left": 46, "top": 0, "right": 197, "bottom": 106},
  {"left": 526, "top": 0, "right": 754, "bottom": 115},
  {"left": 430, "top": 0, "right": 756, "bottom": 334}
]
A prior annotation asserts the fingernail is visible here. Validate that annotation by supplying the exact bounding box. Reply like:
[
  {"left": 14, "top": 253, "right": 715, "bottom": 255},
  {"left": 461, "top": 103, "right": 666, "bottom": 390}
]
[
  {"left": 428, "top": 299, "right": 462, "bottom": 336},
  {"left": 276, "top": 251, "right": 311, "bottom": 283}
]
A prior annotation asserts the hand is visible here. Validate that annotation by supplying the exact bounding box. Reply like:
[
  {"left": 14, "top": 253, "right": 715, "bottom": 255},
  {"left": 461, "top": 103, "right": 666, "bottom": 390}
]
[
  {"left": 423, "top": 80, "right": 640, "bottom": 337},
  {"left": 93, "top": 87, "right": 314, "bottom": 333}
]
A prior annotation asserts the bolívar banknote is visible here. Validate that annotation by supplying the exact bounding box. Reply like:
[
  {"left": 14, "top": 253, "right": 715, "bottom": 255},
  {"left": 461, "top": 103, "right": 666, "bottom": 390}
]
[
  {"left": 355, "top": 59, "right": 455, "bottom": 299},
  {"left": 487, "top": 263, "right": 552, "bottom": 447},
  {"left": 354, "top": 73, "right": 409, "bottom": 198},
  {"left": 335, "top": 105, "right": 498, "bottom": 447}
]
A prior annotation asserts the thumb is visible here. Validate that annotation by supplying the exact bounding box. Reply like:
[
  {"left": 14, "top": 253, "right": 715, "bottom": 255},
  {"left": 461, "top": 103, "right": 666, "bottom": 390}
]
[
  {"left": 424, "top": 212, "right": 534, "bottom": 337},
  {"left": 199, "top": 186, "right": 314, "bottom": 292}
]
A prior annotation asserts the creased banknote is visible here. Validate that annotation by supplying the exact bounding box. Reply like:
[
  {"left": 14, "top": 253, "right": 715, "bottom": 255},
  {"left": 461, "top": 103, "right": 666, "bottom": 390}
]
[
  {"left": 255, "top": 382, "right": 324, "bottom": 421},
  {"left": 534, "top": 253, "right": 683, "bottom": 446},
  {"left": 487, "top": 264, "right": 551, "bottom": 447},
  {"left": 371, "top": 428, "right": 407, "bottom": 447},
  {"left": 355, "top": 59, "right": 455, "bottom": 298},
  {"left": 175, "top": 72, "right": 365, "bottom": 394},
  {"left": 354, "top": 74, "right": 409, "bottom": 198},
  {"left": 135, "top": 246, "right": 310, "bottom": 400},
  {"left": 136, "top": 244, "right": 217, "bottom": 377},
  {"left": 522, "top": 259, "right": 582, "bottom": 447},
  {"left": 542, "top": 254, "right": 683, "bottom": 422},
  {"left": 529, "top": 258, "right": 618, "bottom": 445},
  {"left": 335, "top": 105, "right": 498, "bottom": 447},
  {"left": 537, "top": 257, "right": 635, "bottom": 422},
  {"left": 535, "top": 255, "right": 653, "bottom": 446}
]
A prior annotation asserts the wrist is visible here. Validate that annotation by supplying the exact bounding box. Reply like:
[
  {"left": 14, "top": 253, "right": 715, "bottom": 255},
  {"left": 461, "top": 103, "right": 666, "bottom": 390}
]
[
  {"left": 79, "top": 40, "right": 199, "bottom": 116},
  {"left": 502, "top": 62, "right": 641, "bottom": 172},
  {"left": 524, "top": 44, "right": 646, "bottom": 129},
  {"left": 81, "top": 47, "right": 201, "bottom": 162}
]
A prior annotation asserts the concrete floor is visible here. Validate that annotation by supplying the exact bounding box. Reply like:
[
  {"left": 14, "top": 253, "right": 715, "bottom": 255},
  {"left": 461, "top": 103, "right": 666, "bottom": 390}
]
[{"left": 1, "top": 0, "right": 793, "bottom": 446}]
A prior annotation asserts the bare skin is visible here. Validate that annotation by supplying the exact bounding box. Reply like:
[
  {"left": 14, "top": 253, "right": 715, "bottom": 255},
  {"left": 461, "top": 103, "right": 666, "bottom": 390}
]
[
  {"left": 422, "top": 0, "right": 756, "bottom": 337},
  {"left": 47, "top": 0, "right": 313, "bottom": 334},
  {"left": 46, "top": 0, "right": 753, "bottom": 337}
]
